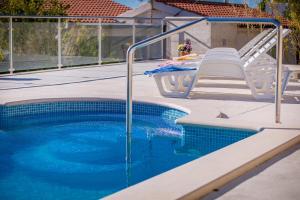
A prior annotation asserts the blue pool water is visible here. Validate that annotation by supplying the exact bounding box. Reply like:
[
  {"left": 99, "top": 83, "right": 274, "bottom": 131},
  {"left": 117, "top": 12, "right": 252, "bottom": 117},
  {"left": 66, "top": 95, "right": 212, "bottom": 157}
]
[{"left": 0, "top": 101, "right": 256, "bottom": 199}]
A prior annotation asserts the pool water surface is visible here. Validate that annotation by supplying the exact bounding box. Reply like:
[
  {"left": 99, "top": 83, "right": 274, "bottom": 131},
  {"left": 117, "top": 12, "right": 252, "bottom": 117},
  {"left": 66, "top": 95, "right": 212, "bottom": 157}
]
[{"left": 0, "top": 101, "right": 256, "bottom": 199}]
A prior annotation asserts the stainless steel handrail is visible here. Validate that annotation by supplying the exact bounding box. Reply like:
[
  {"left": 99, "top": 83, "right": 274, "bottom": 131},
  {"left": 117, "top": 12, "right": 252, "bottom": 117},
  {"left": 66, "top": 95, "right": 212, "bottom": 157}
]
[
  {"left": 126, "top": 17, "right": 207, "bottom": 134},
  {"left": 125, "top": 17, "right": 208, "bottom": 167},
  {"left": 126, "top": 17, "right": 282, "bottom": 138}
]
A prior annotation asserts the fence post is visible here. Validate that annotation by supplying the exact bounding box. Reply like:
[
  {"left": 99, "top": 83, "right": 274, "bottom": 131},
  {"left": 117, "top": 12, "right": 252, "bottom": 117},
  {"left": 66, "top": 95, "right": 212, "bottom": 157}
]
[
  {"left": 57, "top": 18, "right": 62, "bottom": 69},
  {"left": 98, "top": 18, "right": 102, "bottom": 65},
  {"left": 9, "top": 17, "right": 14, "bottom": 74},
  {"left": 132, "top": 21, "right": 136, "bottom": 44},
  {"left": 132, "top": 20, "right": 136, "bottom": 60},
  {"left": 161, "top": 19, "right": 164, "bottom": 59}
]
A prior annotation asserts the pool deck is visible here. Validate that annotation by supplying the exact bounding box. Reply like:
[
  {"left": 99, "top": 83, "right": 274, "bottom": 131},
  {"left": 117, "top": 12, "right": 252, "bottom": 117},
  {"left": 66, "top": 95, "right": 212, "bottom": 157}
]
[{"left": 1, "top": 61, "right": 300, "bottom": 199}]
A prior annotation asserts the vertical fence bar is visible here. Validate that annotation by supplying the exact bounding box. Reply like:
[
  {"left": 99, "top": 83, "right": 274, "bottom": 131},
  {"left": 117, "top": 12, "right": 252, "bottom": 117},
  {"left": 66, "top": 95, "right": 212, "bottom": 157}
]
[
  {"left": 98, "top": 18, "right": 102, "bottom": 65},
  {"left": 132, "top": 21, "right": 136, "bottom": 44},
  {"left": 247, "top": 23, "right": 249, "bottom": 37},
  {"left": 165, "top": 19, "right": 169, "bottom": 59},
  {"left": 132, "top": 21, "right": 136, "bottom": 61},
  {"left": 9, "top": 17, "right": 14, "bottom": 74},
  {"left": 275, "top": 25, "right": 283, "bottom": 123},
  {"left": 57, "top": 18, "right": 62, "bottom": 69},
  {"left": 161, "top": 19, "right": 164, "bottom": 59}
]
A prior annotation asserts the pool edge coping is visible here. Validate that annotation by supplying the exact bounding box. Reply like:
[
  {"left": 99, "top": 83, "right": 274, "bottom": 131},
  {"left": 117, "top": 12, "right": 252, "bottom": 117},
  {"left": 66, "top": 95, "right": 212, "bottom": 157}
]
[{"left": 104, "top": 129, "right": 300, "bottom": 200}]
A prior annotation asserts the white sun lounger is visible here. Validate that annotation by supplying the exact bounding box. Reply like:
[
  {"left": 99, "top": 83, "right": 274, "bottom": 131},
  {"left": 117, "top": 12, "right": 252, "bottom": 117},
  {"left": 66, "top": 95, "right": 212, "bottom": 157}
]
[
  {"left": 154, "top": 29, "right": 290, "bottom": 99},
  {"left": 152, "top": 29, "right": 291, "bottom": 99}
]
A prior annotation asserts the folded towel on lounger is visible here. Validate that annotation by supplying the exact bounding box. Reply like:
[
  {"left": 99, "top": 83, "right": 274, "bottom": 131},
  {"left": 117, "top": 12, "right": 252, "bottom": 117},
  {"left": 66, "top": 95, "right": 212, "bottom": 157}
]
[
  {"left": 144, "top": 65, "right": 197, "bottom": 76},
  {"left": 158, "top": 60, "right": 185, "bottom": 67}
]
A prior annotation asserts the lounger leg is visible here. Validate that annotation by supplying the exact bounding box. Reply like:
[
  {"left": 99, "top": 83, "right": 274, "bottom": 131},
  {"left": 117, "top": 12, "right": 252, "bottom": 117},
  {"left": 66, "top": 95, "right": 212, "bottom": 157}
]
[
  {"left": 281, "top": 70, "right": 292, "bottom": 93},
  {"left": 153, "top": 71, "right": 197, "bottom": 98}
]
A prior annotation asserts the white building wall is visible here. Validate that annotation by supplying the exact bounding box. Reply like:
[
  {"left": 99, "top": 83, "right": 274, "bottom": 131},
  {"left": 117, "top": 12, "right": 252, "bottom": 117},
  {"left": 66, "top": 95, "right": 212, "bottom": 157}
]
[
  {"left": 120, "top": 1, "right": 297, "bottom": 64},
  {"left": 166, "top": 19, "right": 211, "bottom": 58},
  {"left": 235, "top": 26, "right": 262, "bottom": 50},
  {"left": 211, "top": 23, "right": 237, "bottom": 48}
]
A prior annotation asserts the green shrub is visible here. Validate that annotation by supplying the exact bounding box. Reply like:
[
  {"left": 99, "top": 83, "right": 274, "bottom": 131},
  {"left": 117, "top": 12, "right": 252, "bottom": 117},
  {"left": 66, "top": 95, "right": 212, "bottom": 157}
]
[{"left": 0, "top": 50, "right": 4, "bottom": 62}]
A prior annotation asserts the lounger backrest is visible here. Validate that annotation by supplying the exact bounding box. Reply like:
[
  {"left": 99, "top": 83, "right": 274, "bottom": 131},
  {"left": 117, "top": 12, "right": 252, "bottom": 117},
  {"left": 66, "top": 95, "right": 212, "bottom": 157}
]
[
  {"left": 243, "top": 29, "right": 290, "bottom": 68},
  {"left": 238, "top": 28, "right": 274, "bottom": 58},
  {"left": 241, "top": 29, "right": 277, "bottom": 61}
]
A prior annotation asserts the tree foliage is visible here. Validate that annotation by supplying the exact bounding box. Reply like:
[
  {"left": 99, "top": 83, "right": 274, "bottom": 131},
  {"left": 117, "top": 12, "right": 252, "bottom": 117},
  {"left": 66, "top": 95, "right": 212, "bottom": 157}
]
[
  {"left": 0, "top": 0, "right": 70, "bottom": 63},
  {"left": 287, "top": 0, "right": 300, "bottom": 64},
  {"left": 0, "top": 0, "right": 69, "bottom": 16},
  {"left": 259, "top": 0, "right": 300, "bottom": 63}
]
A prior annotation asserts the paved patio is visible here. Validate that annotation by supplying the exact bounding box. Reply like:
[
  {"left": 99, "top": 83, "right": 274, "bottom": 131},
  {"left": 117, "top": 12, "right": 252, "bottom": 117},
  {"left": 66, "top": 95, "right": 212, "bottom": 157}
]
[
  {"left": 204, "top": 144, "right": 300, "bottom": 200},
  {"left": 0, "top": 61, "right": 300, "bottom": 199}
]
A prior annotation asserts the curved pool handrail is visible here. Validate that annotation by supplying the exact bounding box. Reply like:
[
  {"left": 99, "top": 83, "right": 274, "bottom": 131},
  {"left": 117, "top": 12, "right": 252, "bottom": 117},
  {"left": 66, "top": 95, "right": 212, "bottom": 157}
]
[
  {"left": 126, "top": 17, "right": 282, "bottom": 134},
  {"left": 125, "top": 16, "right": 283, "bottom": 180}
]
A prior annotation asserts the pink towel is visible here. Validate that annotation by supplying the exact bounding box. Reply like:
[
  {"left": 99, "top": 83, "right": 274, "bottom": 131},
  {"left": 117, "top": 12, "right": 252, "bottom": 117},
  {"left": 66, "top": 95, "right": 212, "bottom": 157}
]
[{"left": 158, "top": 60, "right": 185, "bottom": 67}]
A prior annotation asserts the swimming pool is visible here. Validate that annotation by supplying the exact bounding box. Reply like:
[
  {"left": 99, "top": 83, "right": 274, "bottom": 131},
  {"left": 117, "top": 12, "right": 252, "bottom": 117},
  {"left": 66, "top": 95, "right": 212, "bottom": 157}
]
[{"left": 0, "top": 100, "right": 256, "bottom": 199}]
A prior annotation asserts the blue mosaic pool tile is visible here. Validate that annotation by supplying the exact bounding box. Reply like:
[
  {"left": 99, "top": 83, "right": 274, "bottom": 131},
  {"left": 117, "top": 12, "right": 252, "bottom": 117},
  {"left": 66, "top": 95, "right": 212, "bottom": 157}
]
[
  {"left": 0, "top": 101, "right": 186, "bottom": 131},
  {"left": 178, "top": 125, "right": 256, "bottom": 156},
  {"left": 1, "top": 101, "right": 185, "bottom": 119},
  {"left": 0, "top": 105, "right": 4, "bottom": 128},
  {"left": 0, "top": 100, "right": 256, "bottom": 149}
]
